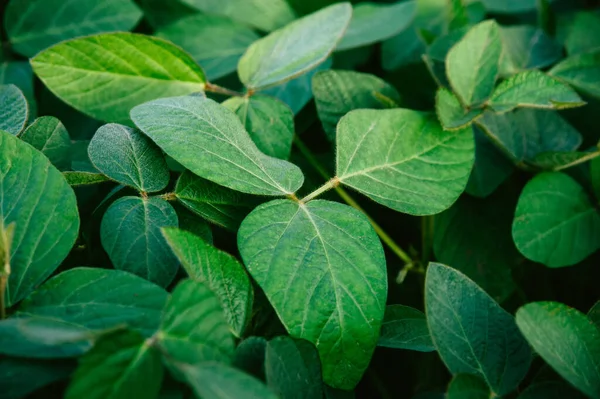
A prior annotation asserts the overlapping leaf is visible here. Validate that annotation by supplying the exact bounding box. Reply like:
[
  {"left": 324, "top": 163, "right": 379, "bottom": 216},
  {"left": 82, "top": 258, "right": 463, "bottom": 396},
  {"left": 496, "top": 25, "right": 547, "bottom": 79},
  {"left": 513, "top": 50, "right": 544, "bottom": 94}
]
[
  {"left": 19, "top": 116, "right": 71, "bottom": 170},
  {"left": 378, "top": 305, "right": 434, "bottom": 352},
  {"left": 0, "top": 84, "right": 28, "bottom": 135}
]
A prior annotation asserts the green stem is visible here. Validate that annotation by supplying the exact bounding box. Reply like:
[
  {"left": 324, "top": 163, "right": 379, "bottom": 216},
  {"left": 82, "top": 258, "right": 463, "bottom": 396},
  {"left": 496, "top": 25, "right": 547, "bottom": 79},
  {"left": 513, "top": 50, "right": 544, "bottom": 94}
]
[
  {"left": 552, "top": 150, "right": 600, "bottom": 171},
  {"left": 204, "top": 82, "right": 245, "bottom": 97},
  {"left": 300, "top": 177, "right": 339, "bottom": 203}
]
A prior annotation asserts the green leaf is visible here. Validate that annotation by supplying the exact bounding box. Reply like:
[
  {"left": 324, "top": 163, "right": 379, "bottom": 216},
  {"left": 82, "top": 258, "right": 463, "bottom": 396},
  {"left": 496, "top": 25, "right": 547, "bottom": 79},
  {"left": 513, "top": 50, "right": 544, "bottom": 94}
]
[
  {"left": 481, "top": 0, "right": 553, "bottom": 13},
  {"left": 156, "top": 14, "right": 259, "bottom": 81},
  {"left": 1, "top": 130, "right": 79, "bottom": 306},
  {"left": 499, "top": 26, "right": 562, "bottom": 76},
  {"left": 130, "top": 96, "right": 304, "bottom": 196},
  {"left": 238, "top": 3, "right": 352, "bottom": 90},
  {"left": 63, "top": 171, "right": 110, "bottom": 187},
  {"left": 5, "top": 0, "right": 142, "bottom": 58},
  {"left": 234, "top": 336, "right": 267, "bottom": 380},
  {"left": 377, "top": 305, "right": 435, "bottom": 352},
  {"left": 425, "top": 263, "right": 531, "bottom": 396},
  {"left": 564, "top": 11, "right": 600, "bottom": 56},
  {"left": 312, "top": 70, "right": 401, "bottom": 141},
  {"left": 18, "top": 267, "right": 168, "bottom": 337},
  {"left": 31, "top": 32, "right": 206, "bottom": 124},
  {"left": 19, "top": 116, "right": 71, "bottom": 170},
  {"left": 517, "top": 381, "right": 587, "bottom": 399},
  {"left": 0, "top": 357, "right": 74, "bottom": 399},
  {"left": 100, "top": 196, "right": 179, "bottom": 287},
  {"left": 238, "top": 199, "right": 387, "bottom": 389},
  {"left": 512, "top": 172, "right": 600, "bottom": 267},
  {"left": 223, "top": 94, "right": 294, "bottom": 159},
  {"left": 590, "top": 301, "right": 600, "bottom": 328},
  {"left": 550, "top": 50, "right": 600, "bottom": 99},
  {"left": 0, "top": 84, "right": 28, "bottom": 135},
  {"left": 157, "top": 279, "right": 235, "bottom": 365},
  {"left": 336, "top": 1, "right": 417, "bottom": 51},
  {"left": 135, "top": 0, "right": 197, "bottom": 29},
  {"left": 88, "top": 123, "right": 170, "bottom": 193},
  {"left": 265, "top": 336, "right": 324, "bottom": 399},
  {"left": 424, "top": 28, "right": 468, "bottom": 87},
  {"left": 174, "top": 171, "right": 257, "bottom": 231},
  {"left": 488, "top": 71, "right": 585, "bottom": 113},
  {"left": 448, "top": 0, "right": 469, "bottom": 31},
  {"left": 435, "top": 88, "right": 482, "bottom": 130},
  {"left": 65, "top": 330, "right": 163, "bottom": 399},
  {"left": 336, "top": 109, "right": 474, "bottom": 216},
  {"left": 447, "top": 374, "right": 490, "bottom": 399},
  {"left": 446, "top": 20, "right": 502, "bottom": 107},
  {"left": 533, "top": 151, "right": 600, "bottom": 171},
  {"left": 173, "top": 204, "right": 213, "bottom": 244},
  {"left": 516, "top": 302, "right": 600, "bottom": 398},
  {"left": 162, "top": 228, "right": 253, "bottom": 338},
  {"left": 0, "top": 58, "right": 36, "bottom": 117}
]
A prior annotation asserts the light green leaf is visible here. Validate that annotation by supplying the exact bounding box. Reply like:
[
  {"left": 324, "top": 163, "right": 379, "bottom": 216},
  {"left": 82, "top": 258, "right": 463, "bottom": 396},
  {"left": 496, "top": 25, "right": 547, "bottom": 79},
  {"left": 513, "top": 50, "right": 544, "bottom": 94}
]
[
  {"left": 336, "top": 1, "right": 417, "bottom": 51},
  {"left": 0, "top": 84, "right": 28, "bottom": 135},
  {"left": 18, "top": 267, "right": 168, "bottom": 337},
  {"left": 378, "top": 305, "right": 434, "bottom": 352},
  {"left": 512, "top": 172, "right": 600, "bottom": 268},
  {"left": 65, "top": 330, "right": 163, "bottom": 399},
  {"left": 447, "top": 374, "right": 490, "bottom": 399},
  {"left": 516, "top": 302, "right": 600, "bottom": 398},
  {"left": 0, "top": 357, "right": 74, "bottom": 399},
  {"left": 312, "top": 70, "right": 401, "bottom": 141},
  {"left": 238, "top": 3, "right": 352, "bottom": 90},
  {"left": 100, "top": 196, "right": 179, "bottom": 286},
  {"left": 31, "top": 32, "right": 206, "bottom": 124},
  {"left": 156, "top": 14, "right": 259, "bottom": 81},
  {"left": 162, "top": 228, "right": 253, "bottom": 338},
  {"left": 223, "top": 94, "right": 294, "bottom": 159},
  {"left": 88, "top": 123, "right": 170, "bottom": 193},
  {"left": 435, "top": 88, "right": 482, "bottom": 130},
  {"left": 63, "top": 171, "right": 110, "bottom": 187},
  {"left": 336, "top": 109, "right": 474, "bottom": 216},
  {"left": 238, "top": 199, "right": 387, "bottom": 389},
  {"left": 533, "top": 151, "right": 600, "bottom": 171},
  {"left": 550, "top": 50, "right": 600, "bottom": 99},
  {"left": 131, "top": 96, "right": 304, "bottom": 196},
  {"left": 265, "top": 336, "right": 324, "bottom": 399},
  {"left": 425, "top": 263, "right": 531, "bottom": 396},
  {"left": 19, "top": 116, "right": 71, "bottom": 170},
  {"left": 564, "top": 11, "right": 600, "bottom": 56},
  {"left": 1, "top": 130, "right": 79, "bottom": 306},
  {"left": 500, "top": 26, "right": 562, "bottom": 76},
  {"left": 446, "top": 20, "right": 502, "bottom": 107},
  {"left": 517, "top": 381, "right": 587, "bottom": 399}
]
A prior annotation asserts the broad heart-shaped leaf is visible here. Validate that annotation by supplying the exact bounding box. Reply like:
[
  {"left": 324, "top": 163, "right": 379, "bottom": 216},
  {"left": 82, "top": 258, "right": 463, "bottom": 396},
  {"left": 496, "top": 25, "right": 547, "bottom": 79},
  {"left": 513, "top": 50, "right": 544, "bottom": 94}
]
[
  {"left": 512, "top": 172, "right": 600, "bottom": 268},
  {"left": 312, "top": 70, "right": 401, "bottom": 141},
  {"left": 157, "top": 279, "right": 235, "bottom": 366},
  {"left": 88, "top": 123, "right": 169, "bottom": 193},
  {"left": 156, "top": 14, "right": 259, "bottom": 81},
  {"left": 19, "top": 116, "right": 71, "bottom": 170},
  {"left": 447, "top": 20, "right": 502, "bottom": 107},
  {"left": 564, "top": 11, "right": 600, "bottom": 56},
  {"left": 238, "top": 199, "right": 387, "bottom": 389},
  {"left": 130, "top": 96, "right": 304, "bottom": 196},
  {"left": 162, "top": 228, "right": 253, "bottom": 338},
  {"left": 0, "top": 84, "right": 28, "bottom": 135},
  {"left": 100, "top": 196, "right": 179, "bottom": 287},
  {"left": 378, "top": 305, "right": 434, "bottom": 352},
  {"left": 550, "top": 50, "right": 600, "bottom": 99},
  {"left": 435, "top": 88, "right": 482, "bottom": 131},
  {"left": 65, "top": 330, "right": 163, "bottom": 399},
  {"left": 447, "top": 374, "right": 490, "bottom": 399},
  {"left": 31, "top": 32, "right": 206, "bottom": 124},
  {"left": 237, "top": 3, "right": 352, "bottom": 90},
  {"left": 336, "top": 109, "right": 474, "bottom": 216},
  {"left": 336, "top": 1, "right": 417, "bottom": 51},
  {"left": 63, "top": 171, "right": 110, "bottom": 187},
  {"left": 223, "top": 94, "right": 294, "bottom": 160},
  {"left": 18, "top": 267, "right": 168, "bottom": 337},
  {"left": 499, "top": 26, "right": 562, "bottom": 76},
  {"left": 488, "top": 71, "right": 585, "bottom": 113},
  {"left": 516, "top": 302, "right": 600, "bottom": 398},
  {"left": 425, "top": 263, "right": 531, "bottom": 396},
  {"left": 265, "top": 336, "right": 324, "bottom": 399},
  {"left": 0, "top": 357, "right": 74, "bottom": 399},
  {"left": 1, "top": 130, "right": 79, "bottom": 306}
]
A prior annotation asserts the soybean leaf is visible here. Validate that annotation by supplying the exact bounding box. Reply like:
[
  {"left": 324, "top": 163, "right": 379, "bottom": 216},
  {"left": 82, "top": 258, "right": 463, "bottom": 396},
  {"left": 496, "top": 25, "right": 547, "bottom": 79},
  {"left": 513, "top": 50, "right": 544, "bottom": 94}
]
[
  {"left": 65, "top": 330, "right": 163, "bottom": 399},
  {"left": 19, "top": 116, "right": 71, "bottom": 170},
  {"left": 131, "top": 96, "right": 304, "bottom": 196},
  {"left": 312, "top": 70, "right": 401, "bottom": 140},
  {"left": 234, "top": 337, "right": 267, "bottom": 380},
  {"left": 265, "top": 336, "right": 324, "bottom": 399},
  {"left": 447, "top": 0, "right": 469, "bottom": 30},
  {"left": 173, "top": 205, "right": 213, "bottom": 244},
  {"left": 425, "top": 263, "right": 531, "bottom": 396},
  {"left": 336, "top": 1, "right": 417, "bottom": 51},
  {"left": 517, "top": 381, "right": 587, "bottom": 399},
  {"left": 0, "top": 58, "right": 36, "bottom": 117},
  {"left": 156, "top": 15, "right": 259, "bottom": 81},
  {"left": 238, "top": 199, "right": 387, "bottom": 389},
  {"left": 424, "top": 28, "right": 468, "bottom": 87},
  {"left": 0, "top": 84, "right": 28, "bottom": 135},
  {"left": 135, "top": 0, "right": 197, "bottom": 29},
  {"left": 18, "top": 267, "right": 168, "bottom": 337},
  {"left": 71, "top": 140, "right": 99, "bottom": 173},
  {"left": 590, "top": 301, "right": 600, "bottom": 327},
  {"left": 516, "top": 302, "right": 600, "bottom": 398},
  {"left": 378, "top": 305, "right": 435, "bottom": 352},
  {"left": 336, "top": 109, "right": 474, "bottom": 216},
  {"left": 0, "top": 357, "right": 74, "bottom": 399},
  {"left": 481, "top": 0, "right": 553, "bottom": 13},
  {"left": 533, "top": 151, "right": 600, "bottom": 171},
  {"left": 550, "top": 50, "right": 600, "bottom": 99},
  {"left": 1, "top": 130, "right": 79, "bottom": 306},
  {"left": 63, "top": 171, "right": 110, "bottom": 187},
  {"left": 499, "top": 26, "right": 562, "bottom": 76},
  {"left": 162, "top": 228, "right": 253, "bottom": 338},
  {"left": 31, "top": 33, "right": 207, "bottom": 124},
  {"left": 512, "top": 172, "right": 600, "bottom": 268},
  {"left": 447, "top": 374, "right": 490, "bottom": 399},
  {"left": 564, "top": 11, "right": 600, "bottom": 56},
  {"left": 223, "top": 94, "right": 294, "bottom": 160},
  {"left": 100, "top": 196, "right": 179, "bottom": 287},
  {"left": 237, "top": 3, "right": 352, "bottom": 90},
  {"left": 88, "top": 124, "right": 170, "bottom": 193},
  {"left": 435, "top": 88, "right": 482, "bottom": 130}
]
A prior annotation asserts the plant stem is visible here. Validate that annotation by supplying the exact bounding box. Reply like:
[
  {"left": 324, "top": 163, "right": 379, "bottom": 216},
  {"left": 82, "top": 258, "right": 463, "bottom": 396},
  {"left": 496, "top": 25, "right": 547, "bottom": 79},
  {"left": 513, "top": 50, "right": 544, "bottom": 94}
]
[
  {"left": 553, "top": 150, "right": 600, "bottom": 171},
  {"left": 300, "top": 177, "right": 339, "bottom": 203},
  {"left": 204, "top": 82, "right": 245, "bottom": 97}
]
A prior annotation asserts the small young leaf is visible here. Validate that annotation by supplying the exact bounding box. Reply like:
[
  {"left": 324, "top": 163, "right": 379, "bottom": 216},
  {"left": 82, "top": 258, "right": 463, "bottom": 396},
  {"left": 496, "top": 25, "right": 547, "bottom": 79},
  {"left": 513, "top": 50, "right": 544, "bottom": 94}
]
[
  {"left": 435, "top": 88, "right": 482, "bottom": 130},
  {"left": 19, "top": 116, "right": 71, "bottom": 170},
  {"left": 238, "top": 3, "right": 352, "bottom": 90},
  {"left": 63, "top": 171, "right": 110, "bottom": 187},
  {"left": 378, "top": 305, "right": 434, "bottom": 352},
  {"left": 499, "top": 26, "right": 562, "bottom": 76},
  {"left": 0, "top": 84, "right": 28, "bottom": 135},
  {"left": 447, "top": 374, "right": 490, "bottom": 399},
  {"left": 550, "top": 50, "right": 600, "bottom": 99},
  {"left": 516, "top": 302, "right": 600, "bottom": 398},
  {"left": 425, "top": 263, "right": 531, "bottom": 396}
]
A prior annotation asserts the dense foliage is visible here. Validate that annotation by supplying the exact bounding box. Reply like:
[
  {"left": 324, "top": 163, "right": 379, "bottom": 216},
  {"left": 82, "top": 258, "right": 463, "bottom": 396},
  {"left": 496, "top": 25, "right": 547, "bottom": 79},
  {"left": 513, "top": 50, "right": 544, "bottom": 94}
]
[{"left": 1, "top": 0, "right": 600, "bottom": 398}]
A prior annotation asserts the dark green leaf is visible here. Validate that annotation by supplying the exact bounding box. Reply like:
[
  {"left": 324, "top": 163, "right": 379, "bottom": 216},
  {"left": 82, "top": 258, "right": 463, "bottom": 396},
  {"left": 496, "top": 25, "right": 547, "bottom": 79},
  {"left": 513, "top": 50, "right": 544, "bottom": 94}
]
[
  {"left": 0, "top": 59, "right": 36, "bottom": 118},
  {"left": 499, "top": 26, "right": 562, "bottom": 76},
  {"left": 0, "top": 357, "right": 74, "bottom": 399},
  {"left": 378, "top": 305, "right": 434, "bottom": 352},
  {"left": 234, "top": 336, "right": 267, "bottom": 380},
  {"left": 173, "top": 204, "right": 213, "bottom": 244},
  {"left": 447, "top": 374, "right": 490, "bottom": 399},
  {"left": 590, "top": 301, "right": 600, "bottom": 327},
  {"left": 435, "top": 88, "right": 482, "bottom": 130},
  {"left": 550, "top": 50, "right": 600, "bottom": 99},
  {"left": 564, "top": 11, "right": 600, "bottom": 56},
  {"left": 63, "top": 171, "right": 110, "bottom": 187},
  {"left": 533, "top": 151, "right": 600, "bottom": 171},
  {"left": 0, "top": 84, "right": 28, "bottom": 135},
  {"left": 481, "top": 0, "right": 553, "bottom": 13},
  {"left": 517, "top": 381, "right": 587, "bottom": 399},
  {"left": 19, "top": 116, "right": 71, "bottom": 170}
]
